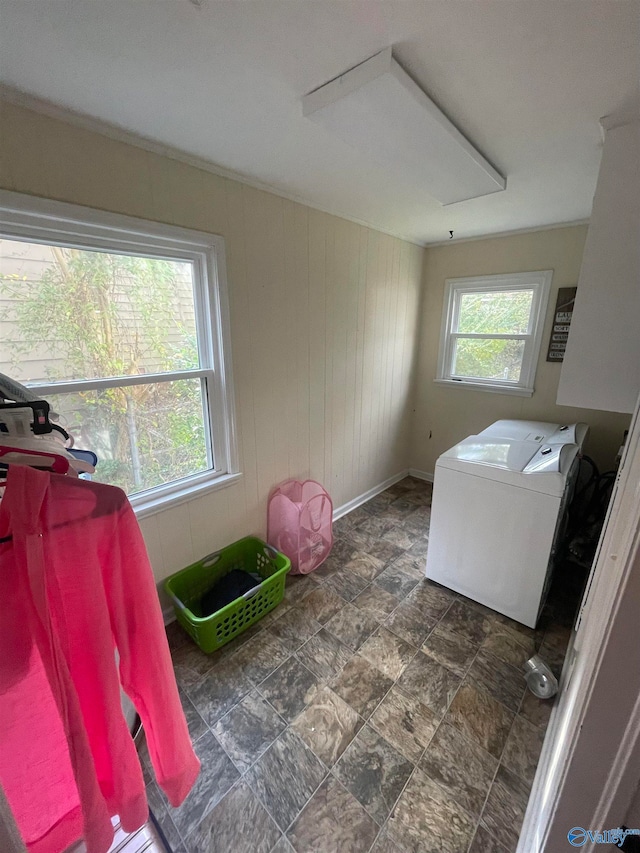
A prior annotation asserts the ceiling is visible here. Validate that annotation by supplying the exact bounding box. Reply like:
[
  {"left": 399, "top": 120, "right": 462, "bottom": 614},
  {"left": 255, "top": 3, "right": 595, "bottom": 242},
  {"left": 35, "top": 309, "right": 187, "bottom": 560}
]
[{"left": 0, "top": 0, "right": 638, "bottom": 245}]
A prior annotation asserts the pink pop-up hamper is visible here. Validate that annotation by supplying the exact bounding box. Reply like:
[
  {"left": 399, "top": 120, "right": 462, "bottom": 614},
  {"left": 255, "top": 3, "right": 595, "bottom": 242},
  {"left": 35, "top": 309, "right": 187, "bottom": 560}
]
[{"left": 267, "top": 479, "right": 333, "bottom": 574}]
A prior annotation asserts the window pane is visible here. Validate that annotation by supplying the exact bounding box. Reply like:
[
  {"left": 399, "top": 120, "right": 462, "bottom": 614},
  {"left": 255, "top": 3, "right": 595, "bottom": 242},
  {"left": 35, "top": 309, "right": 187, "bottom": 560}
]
[
  {"left": 452, "top": 338, "right": 525, "bottom": 382},
  {"left": 0, "top": 239, "right": 199, "bottom": 383},
  {"left": 457, "top": 289, "right": 533, "bottom": 334},
  {"left": 47, "top": 378, "right": 210, "bottom": 495}
]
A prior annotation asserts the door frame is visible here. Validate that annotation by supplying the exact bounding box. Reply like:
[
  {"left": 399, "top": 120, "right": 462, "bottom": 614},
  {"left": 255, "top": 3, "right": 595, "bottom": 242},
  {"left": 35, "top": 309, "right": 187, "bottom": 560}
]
[{"left": 518, "top": 394, "right": 640, "bottom": 852}]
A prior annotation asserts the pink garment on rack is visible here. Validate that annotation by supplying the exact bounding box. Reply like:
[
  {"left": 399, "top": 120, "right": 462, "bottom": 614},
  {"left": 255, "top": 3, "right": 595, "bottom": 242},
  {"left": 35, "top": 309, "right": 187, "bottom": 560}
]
[{"left": 0, "top": 465, "right": 200, "bottom": 853}]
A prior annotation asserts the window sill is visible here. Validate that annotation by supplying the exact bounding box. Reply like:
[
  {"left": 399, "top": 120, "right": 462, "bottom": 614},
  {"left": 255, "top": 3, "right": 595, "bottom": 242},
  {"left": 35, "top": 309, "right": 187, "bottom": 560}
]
[
  {"left": 434, "top": 379, "right": 534, "bottom": 397},
  {"left": 131, "top": 471, "right": 243, "bottom": 519}
]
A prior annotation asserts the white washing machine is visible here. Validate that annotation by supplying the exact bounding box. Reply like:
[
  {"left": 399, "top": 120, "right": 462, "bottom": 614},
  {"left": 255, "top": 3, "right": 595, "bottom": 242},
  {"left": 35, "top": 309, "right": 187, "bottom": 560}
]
[{"left": 425, "top": 419, "right": 588, "bottom": 628}]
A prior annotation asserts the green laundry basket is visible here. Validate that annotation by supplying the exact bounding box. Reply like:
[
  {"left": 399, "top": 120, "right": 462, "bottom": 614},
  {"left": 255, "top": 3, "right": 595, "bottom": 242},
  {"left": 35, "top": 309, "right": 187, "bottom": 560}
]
[{"left": 164, "top": 536, "right": 291, "bottom": 653}]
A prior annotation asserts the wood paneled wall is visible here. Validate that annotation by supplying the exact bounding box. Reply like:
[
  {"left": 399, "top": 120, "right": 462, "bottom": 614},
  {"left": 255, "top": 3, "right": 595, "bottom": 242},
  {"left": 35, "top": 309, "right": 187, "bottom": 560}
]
[{"left": 0, "top": 101, "right": 424, "bottom": 595}]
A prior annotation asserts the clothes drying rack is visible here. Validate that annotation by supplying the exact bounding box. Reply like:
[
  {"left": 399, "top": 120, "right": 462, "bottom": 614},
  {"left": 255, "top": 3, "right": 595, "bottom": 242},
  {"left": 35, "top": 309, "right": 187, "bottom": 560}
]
[{"left": 0, "top": 394, "right": 174, "bottom": 853}]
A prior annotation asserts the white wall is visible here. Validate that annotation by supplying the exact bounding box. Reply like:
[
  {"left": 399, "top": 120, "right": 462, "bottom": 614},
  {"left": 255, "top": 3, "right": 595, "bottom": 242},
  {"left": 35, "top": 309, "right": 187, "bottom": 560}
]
[
  {"left": 557, "top": 119, "right": 640, "bottom": 414},
  {"left": 0, "top": 101, "right": 424, "bottom": 600}
]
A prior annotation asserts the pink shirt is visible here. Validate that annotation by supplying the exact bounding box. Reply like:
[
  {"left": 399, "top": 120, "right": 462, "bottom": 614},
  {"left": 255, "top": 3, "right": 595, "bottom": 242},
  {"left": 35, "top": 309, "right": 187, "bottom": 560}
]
[{"left": 0, "top": 465, "right": 200, "bottom": 853}]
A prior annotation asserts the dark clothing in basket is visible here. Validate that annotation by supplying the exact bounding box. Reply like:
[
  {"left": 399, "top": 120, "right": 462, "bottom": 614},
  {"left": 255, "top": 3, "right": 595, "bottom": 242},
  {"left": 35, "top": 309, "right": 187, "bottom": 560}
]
[{"left": 200, "top": 569, "right": 262, "bottom": 616}]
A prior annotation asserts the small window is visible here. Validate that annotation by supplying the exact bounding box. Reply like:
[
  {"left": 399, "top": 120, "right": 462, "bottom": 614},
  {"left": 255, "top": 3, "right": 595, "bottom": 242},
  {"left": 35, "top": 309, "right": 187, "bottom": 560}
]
[
  {"left": 0, "top": 191, "right": 238, "bottom": 516},
  {"left": 436, "top": 271, "right": 552, "bottom": 395}
]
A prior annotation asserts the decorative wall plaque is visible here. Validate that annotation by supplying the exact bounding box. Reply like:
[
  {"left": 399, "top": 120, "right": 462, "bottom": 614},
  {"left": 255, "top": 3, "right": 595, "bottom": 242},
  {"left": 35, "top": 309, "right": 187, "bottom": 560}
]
[{"left": 546, "top": 286, "right": 577, "bottom": 362}]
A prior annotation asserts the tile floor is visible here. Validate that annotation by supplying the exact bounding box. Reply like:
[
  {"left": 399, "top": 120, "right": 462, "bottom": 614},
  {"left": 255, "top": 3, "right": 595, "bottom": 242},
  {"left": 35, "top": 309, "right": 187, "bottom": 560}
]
[{"left": 146, "top": 476, "right": 580, "bottom": 853}]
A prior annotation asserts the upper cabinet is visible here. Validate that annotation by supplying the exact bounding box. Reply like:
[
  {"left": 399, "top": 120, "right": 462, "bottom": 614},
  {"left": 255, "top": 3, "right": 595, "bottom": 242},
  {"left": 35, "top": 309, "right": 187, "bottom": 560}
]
[{"left": 557, "top": 117, "right": 639, "bottom": 413}]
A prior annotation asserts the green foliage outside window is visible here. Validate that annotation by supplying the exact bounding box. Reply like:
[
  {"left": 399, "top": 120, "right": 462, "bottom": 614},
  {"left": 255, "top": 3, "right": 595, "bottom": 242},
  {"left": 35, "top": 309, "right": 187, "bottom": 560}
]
[
  {"left": 453, "top": 289, "right": 533, "bottom": 381},
  {"left": 1, "top": 244, "right": 209, "bottom": 494}
]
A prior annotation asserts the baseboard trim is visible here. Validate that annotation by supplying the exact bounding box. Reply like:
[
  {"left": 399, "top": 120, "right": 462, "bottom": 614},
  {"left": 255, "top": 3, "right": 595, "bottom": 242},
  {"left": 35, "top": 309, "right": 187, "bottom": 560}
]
[
  {"left": 332, "top": 469, "right": 410, "bottom": 521},
  {"left": 408, "top": 468, "right": 434, "bottom": 482}
]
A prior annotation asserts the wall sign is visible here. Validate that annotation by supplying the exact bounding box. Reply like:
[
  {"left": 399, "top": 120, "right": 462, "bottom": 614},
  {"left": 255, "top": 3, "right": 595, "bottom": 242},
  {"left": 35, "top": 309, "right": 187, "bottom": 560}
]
[{"left": 547, "top": 286, "right": 577, "bottom": 362}]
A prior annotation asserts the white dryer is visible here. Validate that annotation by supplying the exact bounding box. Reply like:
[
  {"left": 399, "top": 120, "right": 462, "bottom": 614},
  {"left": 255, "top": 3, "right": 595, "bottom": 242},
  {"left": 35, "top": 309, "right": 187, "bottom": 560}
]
[{"left": 425, "top": 420, "right": 588, "bottom": 628}]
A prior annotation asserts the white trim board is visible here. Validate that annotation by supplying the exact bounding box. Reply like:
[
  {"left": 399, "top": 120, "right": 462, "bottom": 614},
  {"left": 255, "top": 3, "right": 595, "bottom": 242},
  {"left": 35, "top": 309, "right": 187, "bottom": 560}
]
[
  {"left": 163, "top": 605, "right": 177, "bottom": 626},
  {"left": 425, "top": 218, "right": 589, "bottom": 248},
  {"left": 408, "top": 468, "right": 434, "bottom": 482},
  {"left": 332, "top": 469, "right": 409, "bottom": 521}
]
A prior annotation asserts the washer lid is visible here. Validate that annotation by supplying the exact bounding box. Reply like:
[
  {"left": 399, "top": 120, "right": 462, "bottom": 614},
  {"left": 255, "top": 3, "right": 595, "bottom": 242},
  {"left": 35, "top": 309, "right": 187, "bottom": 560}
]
[
  {"left": 479, "top": 419, "right": 589, "bottom": 448},
  {"left": 479, "top": 419, "right": 560, "bottom": 443},
  {"left": 436, "top": 436, "right": 579, "bottom": 495},
  {"left": 443, "top": 436, "right": 540, "bottom": 471}
]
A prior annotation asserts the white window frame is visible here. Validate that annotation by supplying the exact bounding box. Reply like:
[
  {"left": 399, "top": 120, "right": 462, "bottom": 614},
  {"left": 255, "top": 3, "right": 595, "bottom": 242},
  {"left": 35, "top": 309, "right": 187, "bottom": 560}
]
[
  {"left": 0, "top": 190, "right": 240, "bottom": 517},
  {"left": 436, "top": 270, "right": 552, "bottom": 396}
]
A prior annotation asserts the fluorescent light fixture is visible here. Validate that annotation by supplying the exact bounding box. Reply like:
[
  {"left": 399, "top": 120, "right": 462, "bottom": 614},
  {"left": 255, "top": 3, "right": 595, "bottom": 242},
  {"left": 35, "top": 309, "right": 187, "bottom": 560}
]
[{"left": 303, "top": 48, "right": 506, "bottom": 206}]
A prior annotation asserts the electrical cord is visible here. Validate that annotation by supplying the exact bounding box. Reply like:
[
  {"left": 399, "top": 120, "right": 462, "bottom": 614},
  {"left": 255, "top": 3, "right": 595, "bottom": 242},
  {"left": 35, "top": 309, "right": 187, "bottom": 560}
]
[{"left": 565, "top": 455, "right": 617, "bottom": 568}]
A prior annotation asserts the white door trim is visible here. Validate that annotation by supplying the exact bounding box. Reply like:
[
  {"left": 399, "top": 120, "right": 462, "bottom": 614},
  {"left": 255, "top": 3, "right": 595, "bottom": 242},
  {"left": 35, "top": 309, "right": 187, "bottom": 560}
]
[{"left": 518, "top": 394, "right": 640, "bottom": 852}]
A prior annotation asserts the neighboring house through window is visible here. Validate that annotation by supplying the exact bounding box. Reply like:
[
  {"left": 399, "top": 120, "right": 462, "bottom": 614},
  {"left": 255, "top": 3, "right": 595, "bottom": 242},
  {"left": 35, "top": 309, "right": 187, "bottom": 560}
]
[
  {"left": 0, "top": 191, "right": 238, "bottom": 516},
  {"left": 436, "top": 271, "right": 552, "bottom": 396}
]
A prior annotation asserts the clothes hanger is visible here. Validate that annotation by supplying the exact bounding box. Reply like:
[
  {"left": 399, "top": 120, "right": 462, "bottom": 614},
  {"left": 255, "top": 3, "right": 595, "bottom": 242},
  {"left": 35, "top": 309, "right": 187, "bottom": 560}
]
[
  {"left": 0, "top": 400, "right": 54, "bottom": 436},
  {"left": 0, "top": 449, "right": 117, "bottom": 545},
  {"left": 0, "top": 402, "right": 96, "bottom": 475},
  {"left": 0, "top": 446, "right": 70, "bottom": 474},
  {"left": 67, "top": 448, "right": 98, "bottom": 469},
  {"left": 0, "top": 450, "right": 71, "bottom": 544}
]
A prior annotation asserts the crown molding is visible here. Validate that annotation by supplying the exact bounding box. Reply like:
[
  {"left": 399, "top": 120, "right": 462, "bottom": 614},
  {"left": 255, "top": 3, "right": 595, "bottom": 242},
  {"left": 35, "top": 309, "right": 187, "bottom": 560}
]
[
  {"left": 0, "top": 84, "right": 428, "bottom": 247},
  {"left": 1, "top": 84, "right": 591, "bottom": 252},
  {"left": 424, "top": 218, "right": 589, "bottom": 248}
]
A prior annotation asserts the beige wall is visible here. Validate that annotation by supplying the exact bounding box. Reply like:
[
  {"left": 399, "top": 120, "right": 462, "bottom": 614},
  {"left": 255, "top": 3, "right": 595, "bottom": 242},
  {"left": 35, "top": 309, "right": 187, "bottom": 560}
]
[
  {"left": 411, "top": 226, "right": 631, "bottom": 474},
  {"left": 0, "top": 101, "right": 424, "bottom": 599}
]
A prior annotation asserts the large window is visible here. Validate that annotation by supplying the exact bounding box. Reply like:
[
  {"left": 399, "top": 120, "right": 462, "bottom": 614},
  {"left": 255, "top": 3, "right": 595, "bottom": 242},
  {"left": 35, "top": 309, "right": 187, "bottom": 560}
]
[
  {"left": 436, "top": 271, "right": 552, "bottom": 395},
  {"left": 0, "top": 191, "right": 238, "bottom": 515}
]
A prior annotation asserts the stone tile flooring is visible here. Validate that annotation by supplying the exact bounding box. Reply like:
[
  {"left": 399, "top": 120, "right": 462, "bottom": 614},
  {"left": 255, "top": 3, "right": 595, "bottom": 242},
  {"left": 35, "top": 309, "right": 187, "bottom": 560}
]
[{"left": 150, "top": 476, "right": 580, "bottom": 853}]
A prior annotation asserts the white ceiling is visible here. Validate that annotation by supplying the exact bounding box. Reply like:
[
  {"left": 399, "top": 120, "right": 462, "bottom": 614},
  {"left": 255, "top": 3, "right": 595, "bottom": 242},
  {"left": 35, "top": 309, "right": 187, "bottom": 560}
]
[{"left": 1, "top": 0, "right": 638, "bottom": 244}]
